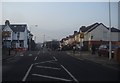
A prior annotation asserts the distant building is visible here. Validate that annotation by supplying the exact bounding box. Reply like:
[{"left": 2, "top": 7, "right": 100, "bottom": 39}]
[{"left": 46, "top": 40, "right": 60, "bottom": 50}]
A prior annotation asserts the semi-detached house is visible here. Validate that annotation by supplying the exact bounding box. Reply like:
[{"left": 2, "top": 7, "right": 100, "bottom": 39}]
[
  {"left": 2, "top": 20, "right": 30, "bottom": 50},
  {"left": 79, "top": 23, "right": 120, "bottom": 50}
]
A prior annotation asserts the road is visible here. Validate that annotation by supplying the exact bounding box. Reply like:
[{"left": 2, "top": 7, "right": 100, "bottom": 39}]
[{"left": 2, "top": 48, "right": 120, "bottom": 82}]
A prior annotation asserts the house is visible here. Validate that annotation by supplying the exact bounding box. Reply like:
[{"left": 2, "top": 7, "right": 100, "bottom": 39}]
[
  {"left": 2, "top": 20, "right": 30, "bottom": 50},
  {"left": 73, "top": 31, "right": 80, "bottom": 44},
  {"left": 79, "top": 22, "right": 120, "bottom": 50},
  {"left": 68, "top": 35, "right": 75, "bottom": 45},
  {"left": 61, "top": 37, "right": 68, "bottom": 46}
]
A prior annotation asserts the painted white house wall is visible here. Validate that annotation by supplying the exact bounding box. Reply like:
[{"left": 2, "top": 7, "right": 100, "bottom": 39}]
[
  {"left": 19, "top": 32, "right": 25, "bottom": 40},
  {"left": 90, "top": 24, "right": 109, "bottom": 41},
  {"left": 84, "top": 24, "right": 109, "bottom": 41},
  {"left": 24, "top": 27, "right": 28, "bottom": 48},
  {"left": 111, "top": 32, "right": 119, "bottom": 41},
  {"left": 83, "top": 24, "right": 120, "bottom": 42},
  {"left": 12, "top": 32, "right": 24, "bottom": 40},
  {"left": 12, "top": 32, "right": 18, "bottom": 40}
]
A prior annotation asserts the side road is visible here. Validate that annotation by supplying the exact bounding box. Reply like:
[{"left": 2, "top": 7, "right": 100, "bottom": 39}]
[{"left": 66, "top": 51, "right": 120, "bottom": 71}]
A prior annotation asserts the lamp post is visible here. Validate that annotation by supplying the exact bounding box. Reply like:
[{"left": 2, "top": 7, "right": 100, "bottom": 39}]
[{"left": 109, "top": 0, "right": 112, "bottom": 60}]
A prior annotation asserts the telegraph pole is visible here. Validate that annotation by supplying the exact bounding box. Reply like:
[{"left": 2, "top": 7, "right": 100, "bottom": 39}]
[{"left": 109, "top": 0, "right": 112, "bottom": 60}]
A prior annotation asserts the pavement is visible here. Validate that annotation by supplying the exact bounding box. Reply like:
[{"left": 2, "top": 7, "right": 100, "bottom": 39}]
[
  {"left": 66, "top": 51, "right": 120, "bottom": 71},
  {"left": 2, "top": 50, "right": 25, "bottom": 61}
]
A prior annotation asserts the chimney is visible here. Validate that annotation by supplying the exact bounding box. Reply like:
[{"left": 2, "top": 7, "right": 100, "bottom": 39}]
[
  {"left": 5, "top": 20, "right": 10, "bottom": 25},
  {"left": 74, "top": 31, "right": 77, "bottom": 34},
  {"left": 79, "top": 26, "right": 86, "bottom": 32}
]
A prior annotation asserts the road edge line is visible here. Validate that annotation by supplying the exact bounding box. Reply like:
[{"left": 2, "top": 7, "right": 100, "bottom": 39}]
[
  {"left": 22, "top": 64, "right": 33, "bottom": 81},
  {"left": 60, "top": 65, "right": 79, "bottom": 83}
]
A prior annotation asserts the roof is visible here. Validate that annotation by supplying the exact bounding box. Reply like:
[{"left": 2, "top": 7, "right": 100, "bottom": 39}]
[
  {"left": 107, "top": 27, "right": 120, "bottom": 32},
  {"left": 0, "top": 25, "right": 5, "bottom": 30},
  {"left": 80, "top": 22, "right": 99, "bottom": 32},
  {"left": 10, "top": 24, "right": 27, "bottom": 32},
  {"left": 69, "top": 35, "right": 74, "bottom": 38},
  {"left": 1, "top": 24, "right": 27, "bottom": 32},
  {"left": 80, "top": 22, "right": 120, "bottom": 33}
]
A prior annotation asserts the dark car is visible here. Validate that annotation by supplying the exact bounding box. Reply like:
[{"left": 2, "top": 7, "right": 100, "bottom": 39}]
[{"left": 97, "top": 44, "right": 119, "bottom": 58}]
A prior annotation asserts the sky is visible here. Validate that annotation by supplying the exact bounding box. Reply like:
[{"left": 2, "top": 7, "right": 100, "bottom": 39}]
[{"left": 1, "top": 2, "right": 118, "bottom": 43}]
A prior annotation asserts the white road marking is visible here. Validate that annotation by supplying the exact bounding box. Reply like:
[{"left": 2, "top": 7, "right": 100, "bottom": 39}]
[
  {"left": 37, "top": 51, "right": 40, "bottom": 55},
  {"left": 61, "top": 65, "right": 79, "bottom": 83},
  {"left": 48, "top": 61, "right": 57, "bottom": 64},
  {"left": 22, "top": 64, "right": 33, "bottom": 81},
  {"left": 20, "top": 54, "right": 24, "bottom": 56},
  {"left": 28, "top": 54, "right": 32, "bottom": 56},
  {"left": 34, "top": 60, "right": 56, "bottom": 65},
  {"left": 53, "top": 56, "right": 57, "bottom": 61},
  {"left": 32, "top": 74, "right": 72, "bottom": 81},
  {"left": 34, "top": 56, "right": 38, "bottom": 61},
  {"left": 36, "top": 66, "right": 61, "bottom": 70}
]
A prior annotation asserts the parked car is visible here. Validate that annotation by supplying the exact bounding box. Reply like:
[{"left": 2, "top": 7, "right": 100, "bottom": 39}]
[{"left": 97, "top": 44, "right": 119, "bottom": 58}]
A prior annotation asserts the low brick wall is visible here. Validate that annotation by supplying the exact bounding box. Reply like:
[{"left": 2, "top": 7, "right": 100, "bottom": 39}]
[{"left": 114, "top": 47, "right": 120, "bottom": 63}]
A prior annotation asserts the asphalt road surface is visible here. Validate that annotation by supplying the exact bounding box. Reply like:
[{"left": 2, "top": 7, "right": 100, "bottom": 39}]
[{"left": 2, "top": 49, "right": 120, "bottom": 82}]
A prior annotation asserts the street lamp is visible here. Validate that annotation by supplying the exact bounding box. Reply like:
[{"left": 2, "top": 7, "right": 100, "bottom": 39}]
[{"left": 109, "top": 0, "right": 112, "bottom": 60}]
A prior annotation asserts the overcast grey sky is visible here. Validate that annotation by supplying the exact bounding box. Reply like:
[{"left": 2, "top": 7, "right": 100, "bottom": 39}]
[{"left": 2, "top": 2, "right": 118, "bottom": 43}]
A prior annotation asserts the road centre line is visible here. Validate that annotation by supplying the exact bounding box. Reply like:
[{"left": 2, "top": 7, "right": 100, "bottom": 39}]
[
  {"left": 60, "top": 65, "right": 79, "bottom": 83},
  {"left": 36, "top": 65, "right": 61, "bottom": 70},
  {"left": 34, "top": 56, "right": 38, "bottom": 61},
  {"left": 32, "top": 74, "right": 72, "bottom": 81},
  {"left": 48, "top": 61, "right": 57, "bottom": 64},
  {"left": 34, "top": 60, "right": 56, "bottom": 65},
  {"left": 53, "top": 56, "right": 57, "bottom": 61},
  {"left": 22, "top": 64, "right": 33, "bottom": 81}
]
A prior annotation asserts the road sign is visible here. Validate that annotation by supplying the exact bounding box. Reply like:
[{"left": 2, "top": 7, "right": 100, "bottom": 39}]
[{"left": 80, "top": 32, "right": 84, "bottom": 38}]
